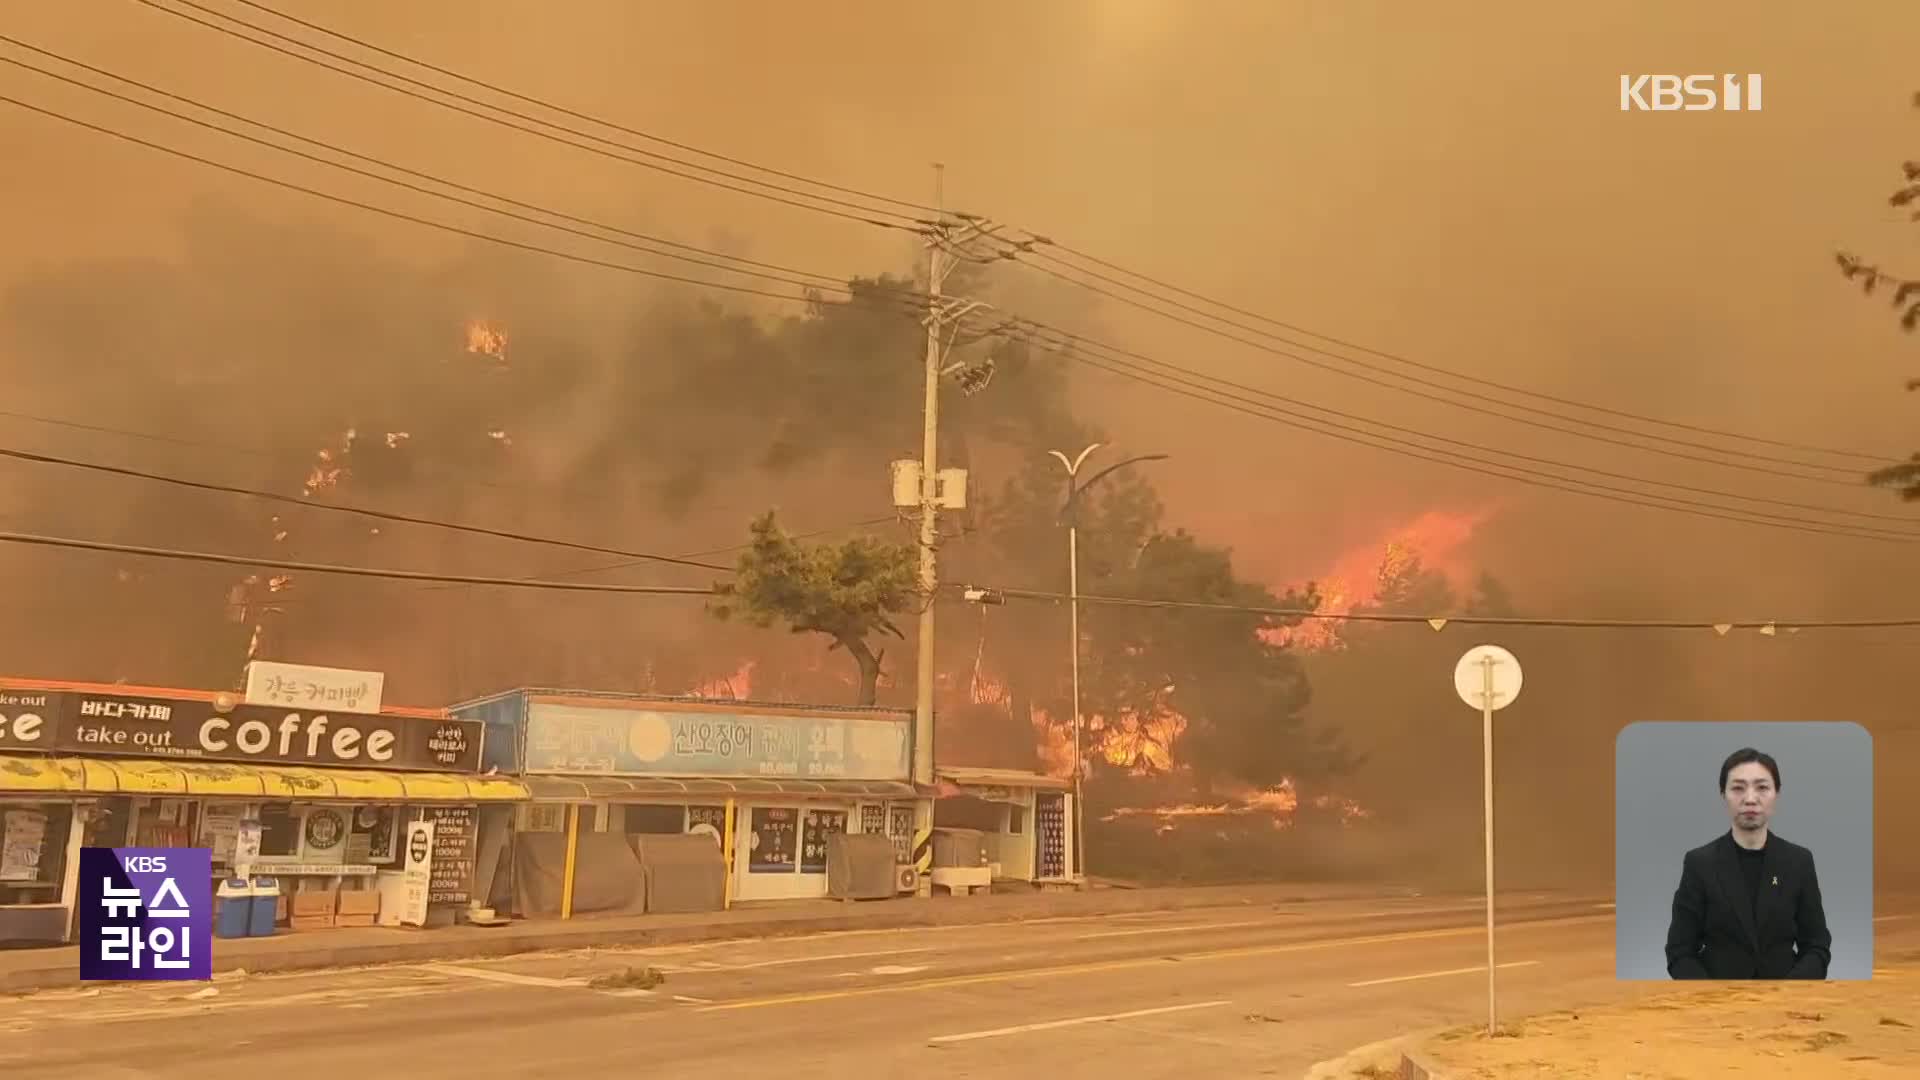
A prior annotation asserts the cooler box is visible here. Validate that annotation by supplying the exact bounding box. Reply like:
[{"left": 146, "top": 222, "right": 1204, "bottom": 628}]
[
  {"left": 248, "top": 877, "right": 280, "bottom": 937},
  {"left": 215, "top": 879, "right": 252, "bottom": 939}
]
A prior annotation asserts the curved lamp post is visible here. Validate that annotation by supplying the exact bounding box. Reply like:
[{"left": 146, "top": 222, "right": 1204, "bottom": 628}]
[{"left": 1046, "top": 444, "right": 1169, "bottom": 885}]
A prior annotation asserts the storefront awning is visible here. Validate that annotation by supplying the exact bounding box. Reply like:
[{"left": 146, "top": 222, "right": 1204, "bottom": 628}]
[
  {"left": 936, "top": 766, "right": 1073, "bottom": 792},
  {"left": 0, "top": 757, "right": 529, "bottom": 802},
  {"left": 524, "top": 775, "right": 917, "bottom": 803}
]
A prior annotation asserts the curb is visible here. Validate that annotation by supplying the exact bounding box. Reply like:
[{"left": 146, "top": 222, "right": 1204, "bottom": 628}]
[
  {"left": 2, "top": 883, "right": 1463, "bottom": 995},
  {"left": 1299, "top": 1027, "right": 1452, "bottom": 1080}
]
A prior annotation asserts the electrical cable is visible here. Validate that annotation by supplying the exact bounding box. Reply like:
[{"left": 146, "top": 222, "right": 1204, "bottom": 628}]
[
  {"left": 0, "top": 91, "right": 910, "bottom": 311},
  {"left": 971, "top": 584, "right": 1920, "bottom": 631},
  {"left": 990, "top": 321, "right": 1920, "bottom": 528},
  {"left": 131, "top": 0, "right": 929, "bottom": 231},
  {"left": 1014, "top": 240, "right": 1897, "bottom": 466},
  {"left": 1006, "top": 253, "right": 1881, "bottom": 482},
  {"left": 0, "top": 47, "right": 932, "bottom": 311},
  {"left": 0, "top": 530, "right": 717, "bottom": 594},
  {"left": 0, "top": 445, "right": 735, "bottom": 572},
  {"left": 226, "top": 0, "right": 946, "bottom": 217},
  {"left": 992, "top": 326, "right": 1920, "bottom": 544},
  {"left": 129, "top": 1, "right": 1887, "bottom": 471}
]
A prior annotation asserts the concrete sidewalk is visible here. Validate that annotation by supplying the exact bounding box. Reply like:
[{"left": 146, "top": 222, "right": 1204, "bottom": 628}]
[{"left": 0, "top": 880, "right": 1443, "bottom": 995}]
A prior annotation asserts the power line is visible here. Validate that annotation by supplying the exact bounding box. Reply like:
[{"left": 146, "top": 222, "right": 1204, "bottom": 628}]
[
  {"left": 0, "top": 530, "right": 718, "bottom": 595},
  {"left": 225, "top": 0, "right": 946, "bottom": 218},
  {"left": 0, "top": 91, "right": 909, "bottom": 312},
  {"left": 993, "top": 325, "right": 1920, "bottom": 544},
  {"left": 1005, "top": 252, "right": 1880, "bottom": 483},
  {"left": 0, "top": 44, "right": 930, "bottom": 313},
  {"left": 131, "top": 0, "right": 929, "bottom": 232},
  {"left": 408, "top": 515, "right": 903, "bottom": 597},
  {"left": 992, "top": 321, "right": 1920, "bottom": 529},
  {"left": 976, "top": 584, "right": 1920, "bottom": 631},
  {"left": 1013, "top": 241, "right": 1897, "bottom": 467},
  {"left": 11, "top": 82, "right": 1893, "bottom": 548},
  {"left": 133, "top": 0, "right": 1885, "bottom": 475},
  {"left": 15, "top": 49, "right": 1898, "bottom": 548},
  {"left": 0, "top": 445, "right": 735, "bottom": 572}
]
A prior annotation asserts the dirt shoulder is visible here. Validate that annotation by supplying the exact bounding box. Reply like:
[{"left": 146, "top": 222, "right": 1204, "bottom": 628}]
[{"left": 1412, "top": 976, "right": 1918, "bottom": 1079}]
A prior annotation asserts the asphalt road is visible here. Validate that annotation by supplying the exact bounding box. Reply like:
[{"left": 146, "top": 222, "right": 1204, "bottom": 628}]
[{"left": 3, "top": 893, "right": 1912, "bottom": 1079}]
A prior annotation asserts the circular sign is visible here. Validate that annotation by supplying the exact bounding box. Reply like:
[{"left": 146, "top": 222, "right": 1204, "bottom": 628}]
[
  {"left": 408, "top": 826, "right": 430, "bottom": 865},
  {"left": 304, "top": 809, "right": 345, "bottom": 850},
  {"left": 1453, "top": 645, "right": 1523, "bottom": 711},
  {"left": 687, "top": 823, "right": 721, "bottom": 848}
]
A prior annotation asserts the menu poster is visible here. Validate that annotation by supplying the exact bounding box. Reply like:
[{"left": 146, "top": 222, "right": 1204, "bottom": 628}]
[
  {"left": 425, "top": 806, "right": 476, "bottom": 906},
  {"left": 200, "top": 805, "right": 242, "bottom": 866},
  {"left": 800, "top": 809, "right": 847, "bottom": 875},
  {"left": 747, "top": 807, "right": 795, "bottom": 873},
  {"left": 1, "top": 810, "right": 47, "bottom": 882}
]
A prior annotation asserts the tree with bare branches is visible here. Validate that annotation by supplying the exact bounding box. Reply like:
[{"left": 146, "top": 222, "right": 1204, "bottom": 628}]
[{"left": 1834, "top": 91, "right": 1920, "bottom": 500}]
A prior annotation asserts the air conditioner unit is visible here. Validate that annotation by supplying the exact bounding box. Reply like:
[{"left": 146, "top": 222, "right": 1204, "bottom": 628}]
[{"left": 895, "top": 864, "right": 919, "bottom": 894}]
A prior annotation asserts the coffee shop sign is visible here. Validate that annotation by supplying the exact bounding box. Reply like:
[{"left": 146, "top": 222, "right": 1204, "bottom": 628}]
[{"left": 60, "top": 693, "right": 482, "bottom": 772}]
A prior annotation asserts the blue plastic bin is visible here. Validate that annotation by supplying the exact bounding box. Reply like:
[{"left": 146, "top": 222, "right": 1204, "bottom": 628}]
[
  {"left": 248, "top": 876, "right": 280, "bottom": 937},
  {"left": 215, "top": 878, "right": 252, "bottom": 939}
]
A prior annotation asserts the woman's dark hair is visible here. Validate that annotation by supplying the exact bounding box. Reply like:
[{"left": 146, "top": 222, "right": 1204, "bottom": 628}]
[{"left": 1720, "top": 747, "right": 1781, "bottom": 792}]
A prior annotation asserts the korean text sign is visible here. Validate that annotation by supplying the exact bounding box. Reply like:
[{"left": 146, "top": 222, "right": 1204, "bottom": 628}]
[{"left": 79, "top": 847, "right": 213, "bottom": 981}]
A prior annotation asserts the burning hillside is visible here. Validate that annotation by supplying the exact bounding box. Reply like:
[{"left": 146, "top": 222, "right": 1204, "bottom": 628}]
[{"left": 1275, "top": 507, "right": 1497, "bottom": 651}]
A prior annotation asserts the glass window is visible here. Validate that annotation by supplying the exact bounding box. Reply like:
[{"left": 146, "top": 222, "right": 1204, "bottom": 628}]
[
  {"left": 346, "top": 806, "right": 400, "bottom": 864},
  {"left": 622, "top": 804, "right": 687, "bottom": 835},
  {"left": 0, "top": 803, "right": 70, "bottom": 889},
  {"left": 258, "top": 803, "right": 300, "bottom": 857},
  {"left": 1008, "top": 805, "right": 1027, "bottom": 835}
]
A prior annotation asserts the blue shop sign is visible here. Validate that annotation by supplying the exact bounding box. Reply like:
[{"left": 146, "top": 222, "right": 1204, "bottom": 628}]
[{"left": 522, "top": 699, "right": 911, "bottom": 781}]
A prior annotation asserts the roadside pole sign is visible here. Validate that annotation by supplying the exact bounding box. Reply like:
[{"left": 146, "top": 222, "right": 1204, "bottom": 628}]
[{"left": 1453, "top": 644, "right": 1522, "bottom": 1037}]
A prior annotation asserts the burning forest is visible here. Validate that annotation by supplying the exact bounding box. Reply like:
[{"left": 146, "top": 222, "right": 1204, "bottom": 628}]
[{"left": 2, "top": 12, "right": 1918, "bottom": 898}]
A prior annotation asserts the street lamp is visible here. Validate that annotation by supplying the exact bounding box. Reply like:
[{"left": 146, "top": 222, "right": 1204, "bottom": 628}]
[{"left": 1047, "top": 444, "right": 1169, "bottom": 886}]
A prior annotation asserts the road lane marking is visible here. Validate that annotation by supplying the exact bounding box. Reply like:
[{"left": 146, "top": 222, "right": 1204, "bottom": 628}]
[
  {"left": 928, "top": 1000, "right": 1232, "bottom": 1044},
  {"left": 1078, "top": 920, "right": 1273, "bottom": 940},
  {"left": 428, "top": 965, "right": 587, "bottom": 989},
  {"left": 1348, "top": 960, "right": 1541, "bottom": 987},
  {"left": 1874, "top": 915, "right": 1911, "bottom": 923},
  {"left": 1076, "top": 900, "right": 1560, "bottom": 939},
  {"left": 44, "top": 983, "right": 440, "bottom": 1024},
  {"left": 694, "top": 913, "right": 1612, "bottom": 1012},
  {"left": 686, "top": 946, "right": 938, "bottom": 972}
]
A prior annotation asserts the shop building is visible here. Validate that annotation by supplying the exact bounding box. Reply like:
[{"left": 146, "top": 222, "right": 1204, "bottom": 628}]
[
  {"left": 454, "top": 689, "right": 929, "bottom": 916},
  {"left": 932, "top": 766, "right": 1078, "bottom": 888},
  {"left": 0, "top": 677, "right": 527, "bottom": 944}
]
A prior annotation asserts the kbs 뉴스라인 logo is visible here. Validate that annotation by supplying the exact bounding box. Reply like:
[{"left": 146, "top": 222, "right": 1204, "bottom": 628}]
[{"left": 78, "top": 847, "right": 213, "bottom": 981}]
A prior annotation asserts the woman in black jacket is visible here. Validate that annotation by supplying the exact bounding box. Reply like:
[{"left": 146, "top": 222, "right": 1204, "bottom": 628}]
[{"left": 1664, "top": 748, "right": 1832, "bottom": 979}]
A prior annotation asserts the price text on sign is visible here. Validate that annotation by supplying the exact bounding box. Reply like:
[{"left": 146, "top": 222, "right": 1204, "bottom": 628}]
[{"left": 78, "top": 847, "right": 212, "bottom": 982}]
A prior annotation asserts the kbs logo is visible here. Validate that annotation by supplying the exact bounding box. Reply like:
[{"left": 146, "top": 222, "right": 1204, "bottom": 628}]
[{"left": 1620, "top": 74, "right": 1762, "bottom": 112}]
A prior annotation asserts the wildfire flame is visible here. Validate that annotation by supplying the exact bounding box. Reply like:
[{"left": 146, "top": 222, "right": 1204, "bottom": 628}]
[
  {"left": 1278, "top": 507, "right": 1493, "bottom": 651},
  {"left": 692, "top": 661, "right": 755, "bottom": 699},
  {"left": 466, "top": 320, "right": 508, "bottom": 365}
]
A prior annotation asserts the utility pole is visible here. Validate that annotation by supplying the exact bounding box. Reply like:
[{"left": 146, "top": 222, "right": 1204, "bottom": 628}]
[
  {"left": 905, "top": 169, "right": 995, "bottom": 894},
  {"left": 912, "top": 164, "right": 944, "bottom": 791}
]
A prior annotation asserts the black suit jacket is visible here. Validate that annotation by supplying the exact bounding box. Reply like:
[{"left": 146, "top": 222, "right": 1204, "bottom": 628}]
[{"left": 1664, "top": 831, "right": 1832, "bottom": 979}]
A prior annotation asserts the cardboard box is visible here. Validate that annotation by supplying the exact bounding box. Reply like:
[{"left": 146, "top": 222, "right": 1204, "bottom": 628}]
[
  {"left": 289, "top": 914, "right": 336, "bottom": 931},
  {"left": 289, "top": 888, "right": 338, "bottom": 918},
  {"left": 336, "top": 890, "right": 379, "bottom": 917},
  {"left": 333, "top": 913, "right": 376, "bottom": 928}
]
